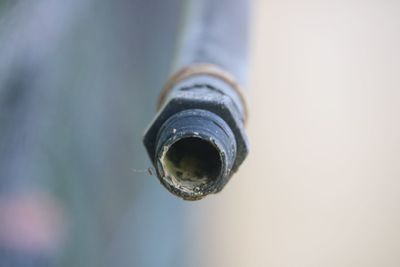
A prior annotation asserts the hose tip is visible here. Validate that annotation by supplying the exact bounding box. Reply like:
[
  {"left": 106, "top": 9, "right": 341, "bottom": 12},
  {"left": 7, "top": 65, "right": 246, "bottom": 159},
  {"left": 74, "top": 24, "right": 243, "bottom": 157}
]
[{"left": 154, "top": 109, "right": 236, "bottom": 200}]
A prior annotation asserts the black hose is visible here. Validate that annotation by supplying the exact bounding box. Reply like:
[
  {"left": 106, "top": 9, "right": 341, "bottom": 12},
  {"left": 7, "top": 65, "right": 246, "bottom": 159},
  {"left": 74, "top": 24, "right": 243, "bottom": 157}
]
[{"left": 143, "top": 0, "right": 250, "bottom": 200}]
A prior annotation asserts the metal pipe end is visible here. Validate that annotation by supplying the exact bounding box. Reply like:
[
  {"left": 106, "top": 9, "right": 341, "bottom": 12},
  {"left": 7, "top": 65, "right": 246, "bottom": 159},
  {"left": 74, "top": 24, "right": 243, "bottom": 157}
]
[{"left": 154, "top": 109, "right": 236, "bottom": 200}]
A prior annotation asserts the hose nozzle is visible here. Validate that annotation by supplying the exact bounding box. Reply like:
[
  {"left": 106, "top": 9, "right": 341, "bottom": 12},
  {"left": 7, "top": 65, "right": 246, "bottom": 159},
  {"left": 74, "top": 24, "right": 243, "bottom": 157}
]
[
  {"left": 155, "top": 109, "right": 236, "bottom": 200},
  {"left": 143, "top": 66, "right": 249, "bottom": 200}
]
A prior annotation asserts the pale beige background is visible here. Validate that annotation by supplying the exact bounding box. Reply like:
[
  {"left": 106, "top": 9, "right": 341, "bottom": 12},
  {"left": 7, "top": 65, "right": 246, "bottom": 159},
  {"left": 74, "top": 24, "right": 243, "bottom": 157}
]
[{"left": 186, "top": 0, "right": 400, "bottom": 266}]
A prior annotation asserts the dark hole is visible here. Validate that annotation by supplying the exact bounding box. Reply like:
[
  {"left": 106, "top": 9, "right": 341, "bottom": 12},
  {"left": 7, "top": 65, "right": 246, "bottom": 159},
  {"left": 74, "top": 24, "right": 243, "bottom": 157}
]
[{"left": 163, "top": 137, "right": 222, "bottom": 188}]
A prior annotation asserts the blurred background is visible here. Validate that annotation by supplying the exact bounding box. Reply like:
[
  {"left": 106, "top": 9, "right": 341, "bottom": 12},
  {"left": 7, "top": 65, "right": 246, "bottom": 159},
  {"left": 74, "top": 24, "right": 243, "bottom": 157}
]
[{"left": 1, "top": 0, "right": 400, "bottom": 266}]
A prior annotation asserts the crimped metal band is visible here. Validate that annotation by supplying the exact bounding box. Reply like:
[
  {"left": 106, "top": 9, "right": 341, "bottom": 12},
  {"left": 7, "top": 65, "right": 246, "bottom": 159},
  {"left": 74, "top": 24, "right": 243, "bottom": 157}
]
[{"left": 157, "top": 63, "right": 248, "bottom": 123}]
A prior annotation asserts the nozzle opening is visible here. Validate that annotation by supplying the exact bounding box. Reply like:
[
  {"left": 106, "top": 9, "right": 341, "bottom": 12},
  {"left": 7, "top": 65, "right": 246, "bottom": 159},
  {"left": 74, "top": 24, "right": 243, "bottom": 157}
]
[
  {"left": 153, "top": 109, "right": 237, "bottom": 200},
  {"left": 161, "top": 137, "right": 222, "bottom": 190}
]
